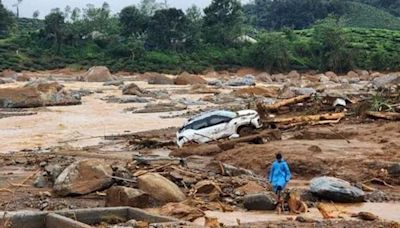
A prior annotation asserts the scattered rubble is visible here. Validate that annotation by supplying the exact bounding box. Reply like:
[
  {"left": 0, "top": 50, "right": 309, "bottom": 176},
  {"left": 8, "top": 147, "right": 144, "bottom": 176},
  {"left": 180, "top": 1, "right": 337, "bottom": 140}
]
[
  {"left": 106, "top": 186, "right": 160, "bottom": 208},
  {"left": 226, "top": 75, "right": 256, "bottom": 86}
]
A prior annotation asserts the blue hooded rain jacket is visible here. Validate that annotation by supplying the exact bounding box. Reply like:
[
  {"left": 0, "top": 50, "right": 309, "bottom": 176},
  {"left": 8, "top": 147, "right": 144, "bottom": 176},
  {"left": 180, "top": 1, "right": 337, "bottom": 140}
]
[{"left": 268, "top": 159, "right": 291, "bottom": 193}]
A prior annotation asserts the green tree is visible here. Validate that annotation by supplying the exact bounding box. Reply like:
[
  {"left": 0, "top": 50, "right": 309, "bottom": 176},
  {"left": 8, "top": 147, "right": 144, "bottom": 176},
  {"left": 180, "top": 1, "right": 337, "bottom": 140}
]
[
  {"left": 147, "top": 8, "right": 189, "bottom": 50},
  {"left": 185, "top": 5, "right": 203, "bottom": 50},
  {"left": 203, "top": 0, "right": 244, "bottom": 46},
  {"left": 44, "top": 11, "right": 65, "bottom": 52},
  {"left": 119, "top": 5, "right": 148, "bottom": 36},
  {"left": 312, "top": 17, "right": 353, "bottom": 73},
  {"left": 81, "top": 2, "right": 119, "bottom": 35},
  {"left": 0, "top": 1, "right": 14, "bottom": 36},
  {"left": 250, "top": 33, "right": 290, "bottom": 72}
]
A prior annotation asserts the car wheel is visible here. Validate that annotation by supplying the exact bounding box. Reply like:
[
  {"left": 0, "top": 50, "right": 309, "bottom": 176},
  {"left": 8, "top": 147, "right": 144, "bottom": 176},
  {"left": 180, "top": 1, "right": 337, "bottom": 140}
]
[{"left": 237, "top": 125, "right": 255, "bottom": 137}]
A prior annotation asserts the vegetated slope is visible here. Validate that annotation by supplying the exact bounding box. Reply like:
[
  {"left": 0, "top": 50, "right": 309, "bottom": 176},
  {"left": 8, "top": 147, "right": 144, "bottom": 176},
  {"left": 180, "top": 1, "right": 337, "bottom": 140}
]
[
  {"left": 342, "top": 1, "right": 400, "bottom": 30},
  {"left": 295, "top": 27, "right": 400, "bottom": 54}
]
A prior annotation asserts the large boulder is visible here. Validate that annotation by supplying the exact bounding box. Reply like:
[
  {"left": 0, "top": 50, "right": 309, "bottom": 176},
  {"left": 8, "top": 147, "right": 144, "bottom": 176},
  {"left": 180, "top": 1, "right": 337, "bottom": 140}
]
[
  {"left": 174, "top": 72, "right": 207, "bottom": 85},
  {"left": 106, "top": 186, "right": 160, "bottom": 208},
  {"left": 0, "top": 80, "right": 81, "bottom": 108},
  {"left": 122, "top": 83, "right": 146, "bottom": 96},
  {"left": 1, "top": 69, "right": 17, "bottom": 78},
  {"left": 288, "top": 70, "right": 301, "bottom": 79},
  {"left": 372, "top": 73, "right": 400, "bottom": 88},
  {"left": 255, "top": 72, "right": 273, "bottom": 83},
  {"left": 16, "top": 74, "right": 31, "bottom": 82},
  {"left": 54, "top": 159, "right": 114, "bottom": 196},
  {"left": 148, "top": 74, "right": 174, "bottom": 85},
  {"left": 138, "top": 173, "right": 186, "bottom": 203},
  {"left": 310, "top": 176, "right": 365, "bottom": 203},
  {"left": 243, "top": 192, "right": 277, "bottom": 210},
  {"left": 82, "top": 66, "right": 116, "bottom": 82},
  {"left": 226, "top": 75, "right": 256, "bottom": 86}
]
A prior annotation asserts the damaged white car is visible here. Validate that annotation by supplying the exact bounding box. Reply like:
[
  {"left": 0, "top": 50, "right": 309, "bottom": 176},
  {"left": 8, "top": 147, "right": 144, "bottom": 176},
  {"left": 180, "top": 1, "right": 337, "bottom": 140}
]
[{"left": 176, "top": 109, "right": 262, "bottom": 147}]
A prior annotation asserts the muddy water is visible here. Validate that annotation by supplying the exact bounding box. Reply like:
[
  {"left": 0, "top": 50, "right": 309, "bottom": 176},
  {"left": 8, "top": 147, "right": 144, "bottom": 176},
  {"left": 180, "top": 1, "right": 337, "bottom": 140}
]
[
  {"left": 193, "top": 203, "right": 400, "bottom": 226},
  {"left": 0, "top": 82, "right": 187, "bottom": 153}
]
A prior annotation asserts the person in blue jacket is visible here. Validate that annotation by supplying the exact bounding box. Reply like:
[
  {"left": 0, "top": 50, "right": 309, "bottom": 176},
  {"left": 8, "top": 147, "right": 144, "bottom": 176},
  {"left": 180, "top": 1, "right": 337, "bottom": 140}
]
[{"left": 268, "top": 152, "right": 291, "bottom": 194}]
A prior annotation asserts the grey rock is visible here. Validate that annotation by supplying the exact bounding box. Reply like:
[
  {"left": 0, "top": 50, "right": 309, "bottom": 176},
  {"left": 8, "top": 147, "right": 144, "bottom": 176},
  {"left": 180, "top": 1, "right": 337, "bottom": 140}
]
[
  {"left": 226, "top": 75, "right": 256, "bottom": 86},
  {"left": 208, "top": 80, "right": 223, "bottom": 87},
  {"left": 373, "top": 73, "right": 400, "bottom": 88},
  {"left": 33, "top": 173, "right": 48, "bottom": 188},
  {"left": 45, "top": 164, "right": 63, "bottom": 182},
  {"left": 243, "top": 192, "right": 276, "bottom": 210},
  {"left": 310, "top": 176, "right": 365, "bottom": 203},
  {"left": 120, "top": 96, "right": 150, "bottom": 103},
  {"left": 290, "top": 87, "right": 316, "bottom": 95},
  {"left": 176, "top": 98, "right": 205, "bottom": 106}
]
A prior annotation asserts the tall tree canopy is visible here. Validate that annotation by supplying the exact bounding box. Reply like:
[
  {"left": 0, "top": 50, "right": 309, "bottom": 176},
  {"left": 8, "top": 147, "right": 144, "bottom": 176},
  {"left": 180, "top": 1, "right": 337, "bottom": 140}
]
[
  {"left": 203, "top": 0, "right": 244, "bottom": 46},
  {"left": 147, "top": 8, "right": 189, "bottom": 50},
  {"left": 119, "top": 5, "right": 147, "bottom": 36}
]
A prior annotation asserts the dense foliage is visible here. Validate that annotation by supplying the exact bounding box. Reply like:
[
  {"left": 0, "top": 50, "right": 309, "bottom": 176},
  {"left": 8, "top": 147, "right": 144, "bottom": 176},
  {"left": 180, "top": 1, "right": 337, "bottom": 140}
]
[{"left": 1, "top": 0, "right": 400, "bottom": 73}]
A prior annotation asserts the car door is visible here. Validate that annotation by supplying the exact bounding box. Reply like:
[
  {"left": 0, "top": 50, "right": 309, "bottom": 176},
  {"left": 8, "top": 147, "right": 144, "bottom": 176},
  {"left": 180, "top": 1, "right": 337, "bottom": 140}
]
[
  {"left": 189, "top": 118, "right": 212, "bottom": 144},
  {"left": 204, "top": 115, "right": 232, "bottom": 140}
]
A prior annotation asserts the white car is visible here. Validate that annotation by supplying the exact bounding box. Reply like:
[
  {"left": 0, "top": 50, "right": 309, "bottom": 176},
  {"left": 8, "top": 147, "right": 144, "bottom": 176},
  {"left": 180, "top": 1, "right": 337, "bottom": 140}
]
[{"left": 176, "top": 109, "right": 262, "bottom": 147}]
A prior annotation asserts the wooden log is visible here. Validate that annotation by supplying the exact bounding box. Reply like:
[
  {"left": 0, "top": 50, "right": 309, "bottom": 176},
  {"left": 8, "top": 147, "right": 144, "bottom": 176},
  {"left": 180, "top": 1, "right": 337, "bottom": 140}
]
[
  {"left": 171, "top": 132, "right": 270, "bottom": 158},
  {"left": 259, "top": 94, "right": 312, "bottom": 112},
  {"left": 266, "top": 112, "right": 345, "bottom": 124},
  {"left": 366, "top": 111, "right": 400, "bottom": 121}
]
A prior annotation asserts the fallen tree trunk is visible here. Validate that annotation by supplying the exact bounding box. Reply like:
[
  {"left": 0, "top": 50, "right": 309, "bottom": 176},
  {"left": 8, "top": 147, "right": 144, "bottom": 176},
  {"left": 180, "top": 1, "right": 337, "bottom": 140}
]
[
  {"left": 170, "top": 132, "right": 276, "bottom": 158},
  {"left": 265, "top": 112, "right": 345, "bottom": 125},
  {"left": 258, "top": 94, "right": 312, "bottom": 112},
  {"left": 366, "top": 111, "right": 400, "bottom": 121}
]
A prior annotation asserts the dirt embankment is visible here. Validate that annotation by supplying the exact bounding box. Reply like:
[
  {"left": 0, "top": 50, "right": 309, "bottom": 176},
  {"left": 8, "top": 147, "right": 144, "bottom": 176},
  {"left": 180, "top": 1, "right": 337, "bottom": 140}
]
[{"left": 216, "top": 121, "right": 400, "bottom": 184}]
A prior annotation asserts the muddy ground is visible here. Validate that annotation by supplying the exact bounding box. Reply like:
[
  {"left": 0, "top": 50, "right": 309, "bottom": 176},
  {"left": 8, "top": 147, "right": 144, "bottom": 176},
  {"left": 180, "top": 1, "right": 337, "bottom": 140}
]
[{"left": 0, "top": 68, "right": 399, "bottom": 227}]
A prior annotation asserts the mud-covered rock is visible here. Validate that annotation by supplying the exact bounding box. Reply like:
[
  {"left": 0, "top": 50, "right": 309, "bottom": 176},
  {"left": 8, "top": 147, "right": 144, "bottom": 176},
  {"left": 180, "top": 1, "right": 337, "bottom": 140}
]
[
  {"left": 357, "top": 212, "right": 379, "bottom": 221},
  {"left": 106, "top": 186, "right": 160, "bottom": 208},
  {"left": 310, "top": 176, "right": 365, "bottom": 203},
  {"left": 235, "top": 181, "right": 265, "bottom": 195},
  {"left": 16, "top": 74, "right": 31, "bottom": 82},
  {"left": 256, "top": 72, "right": 273, "bottom": 83},
  {"left": 1, "top": 69, "right": 17, "bottom": 78},
  {"left": 233, "top": 86, "right": 279, "bottom": 98},
  {"left": 138, "top": 173, "right": 186, "bottom": 203},
  {"left": 122, "top": 83, "right": 145, "bottom": 96},
  {"left": 0, "top": 81, "right": 81, "bottom": 108},
  {"left": 54, "top": 159, "right": 114, "bottom": 196},
  {"left": 160, "top": 203, "right": 205, "bottom": 221},
  {"left": 148, "top": 74, "right": 174, "bottom": 85},
  {"left": 82, "top": 66, "right": 116, "bottom": 82},
  {"left": 243, "top": 192, "right": 277, "bottom": 210},
  {"left": 174, "top": 73, "right": 207, "bottom": 85}
]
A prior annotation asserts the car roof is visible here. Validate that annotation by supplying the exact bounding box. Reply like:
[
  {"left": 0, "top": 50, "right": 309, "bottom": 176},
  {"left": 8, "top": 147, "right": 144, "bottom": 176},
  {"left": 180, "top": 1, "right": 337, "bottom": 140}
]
[{"left": 185, "top": 110, "right": 236, "bottom": 126}]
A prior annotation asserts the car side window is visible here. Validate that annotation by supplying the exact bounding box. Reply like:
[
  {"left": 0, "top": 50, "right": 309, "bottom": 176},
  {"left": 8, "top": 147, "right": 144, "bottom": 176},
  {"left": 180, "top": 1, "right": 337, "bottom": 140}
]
[
  {"left": 208, "top": 115, "right": 232, "bottom": 126},
  {"left": 191, "top": 119, "right": 209, "bottom": 130}
]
